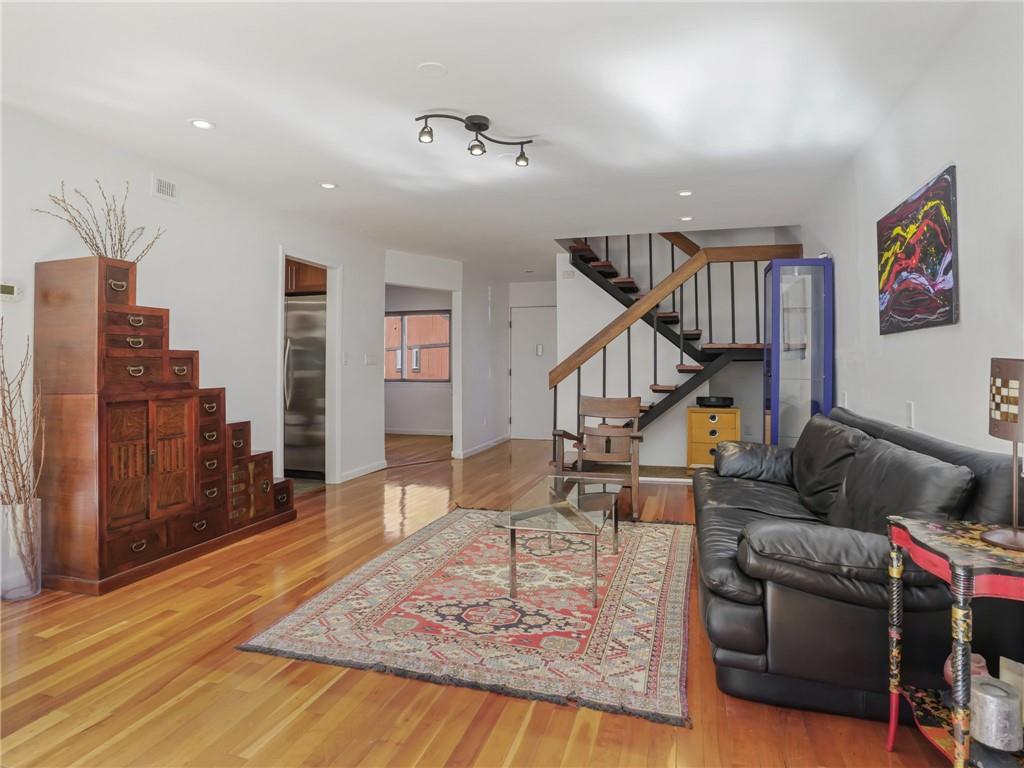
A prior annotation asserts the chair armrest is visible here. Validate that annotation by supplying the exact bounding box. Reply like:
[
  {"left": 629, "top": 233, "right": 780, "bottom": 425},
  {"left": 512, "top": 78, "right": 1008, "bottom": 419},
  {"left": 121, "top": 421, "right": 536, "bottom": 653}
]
[
  {"left": 630, "top": 432, "right": 643, "bottom": 442},
  {"left": 552, "top": 429, "right": 580, "bottom": 442},
  {"left": 736, "top": 519, "right": 949, "bottom": 611},
  {"left": 714, "top": 441, "right": 794, "bottom": 486}
]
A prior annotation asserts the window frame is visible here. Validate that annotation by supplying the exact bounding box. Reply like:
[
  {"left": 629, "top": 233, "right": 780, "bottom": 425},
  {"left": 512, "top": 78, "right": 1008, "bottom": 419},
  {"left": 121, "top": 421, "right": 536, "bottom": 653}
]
[{"left": 384, "top": 309, "right": 451, "bottom": 383}]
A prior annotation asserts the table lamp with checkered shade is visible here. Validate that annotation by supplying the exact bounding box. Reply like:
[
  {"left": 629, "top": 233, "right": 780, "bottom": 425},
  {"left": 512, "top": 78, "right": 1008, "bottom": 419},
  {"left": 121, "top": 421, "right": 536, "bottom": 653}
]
[{"left": 981, "top": 357, "right": 1024, "bottom": 551}]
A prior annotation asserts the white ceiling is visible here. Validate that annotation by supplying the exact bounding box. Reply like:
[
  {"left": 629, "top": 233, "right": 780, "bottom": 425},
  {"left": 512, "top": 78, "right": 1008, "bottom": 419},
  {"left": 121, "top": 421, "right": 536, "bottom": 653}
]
[{"left": 3, "top": 2, "right": 970, "bottom": 281}]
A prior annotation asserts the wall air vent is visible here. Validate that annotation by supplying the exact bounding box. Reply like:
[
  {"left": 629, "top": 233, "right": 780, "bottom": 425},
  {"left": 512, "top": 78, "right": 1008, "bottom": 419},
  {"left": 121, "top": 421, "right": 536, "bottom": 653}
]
[{"left": 152, "top": 175, "right": 177, "bottom": 201}]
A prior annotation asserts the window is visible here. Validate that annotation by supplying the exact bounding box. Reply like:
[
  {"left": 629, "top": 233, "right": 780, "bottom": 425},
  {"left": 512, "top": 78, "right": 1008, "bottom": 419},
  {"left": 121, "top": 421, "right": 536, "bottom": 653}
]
[{"left": 384, "top": 312, "right": 450, "bottom": 381}]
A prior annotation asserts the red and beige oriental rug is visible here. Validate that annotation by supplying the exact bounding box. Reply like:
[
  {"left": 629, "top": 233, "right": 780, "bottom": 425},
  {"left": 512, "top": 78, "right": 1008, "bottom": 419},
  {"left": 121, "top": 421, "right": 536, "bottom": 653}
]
[{"left": 241, "top": 508, "right": 694, "bottom": 725}]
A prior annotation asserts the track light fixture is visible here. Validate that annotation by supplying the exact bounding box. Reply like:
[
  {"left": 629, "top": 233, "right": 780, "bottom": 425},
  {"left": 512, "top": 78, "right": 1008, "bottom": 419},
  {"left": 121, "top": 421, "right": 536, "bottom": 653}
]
[{"left": 415, "top": 113, "right": 534, "bottom": 166}]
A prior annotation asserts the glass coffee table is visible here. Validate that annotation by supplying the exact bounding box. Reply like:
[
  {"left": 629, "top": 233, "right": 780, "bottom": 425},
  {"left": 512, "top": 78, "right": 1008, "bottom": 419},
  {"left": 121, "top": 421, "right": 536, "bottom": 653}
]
[{"left": 496, "top": 474, "right": 622, "bottom": 607}]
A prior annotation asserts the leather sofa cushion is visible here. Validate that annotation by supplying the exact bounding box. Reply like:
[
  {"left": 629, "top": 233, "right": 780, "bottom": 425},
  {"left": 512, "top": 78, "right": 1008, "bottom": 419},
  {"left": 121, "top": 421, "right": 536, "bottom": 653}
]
[
  {"left": 693, "top": 470, "right": 818, "bottom": 522},
  {"left": 791, "top": 415, "right": 870, "bottom": 517},
  {"left": 714, "top": 441, "right": 794, "bottom": 486},
  {"left": 829, "top": 438, "right": 975, "bottom": 535},
  {"left": 737, "top": 519, "right": 950, "bottom": 611}
]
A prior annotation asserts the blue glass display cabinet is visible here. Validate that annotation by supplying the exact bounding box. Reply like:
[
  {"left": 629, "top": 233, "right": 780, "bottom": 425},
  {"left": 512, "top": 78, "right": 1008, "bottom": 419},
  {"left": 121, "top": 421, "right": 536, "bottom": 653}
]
[{"left": 763, "top": 258, "right": 835, "bottom": 446}]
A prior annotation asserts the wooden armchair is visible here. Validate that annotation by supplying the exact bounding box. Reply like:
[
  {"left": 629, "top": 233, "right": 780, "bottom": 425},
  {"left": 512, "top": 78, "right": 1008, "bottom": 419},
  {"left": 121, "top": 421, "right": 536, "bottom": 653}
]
[{"left": 553, "top": 395, "right": 643, "bottom": 520}]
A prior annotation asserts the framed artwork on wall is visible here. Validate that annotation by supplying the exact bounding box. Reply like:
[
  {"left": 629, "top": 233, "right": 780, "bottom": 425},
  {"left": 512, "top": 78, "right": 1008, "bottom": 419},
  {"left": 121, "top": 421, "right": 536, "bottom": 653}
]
[{"left": 876, "top": 165, "right": 959, "bottom": 334}]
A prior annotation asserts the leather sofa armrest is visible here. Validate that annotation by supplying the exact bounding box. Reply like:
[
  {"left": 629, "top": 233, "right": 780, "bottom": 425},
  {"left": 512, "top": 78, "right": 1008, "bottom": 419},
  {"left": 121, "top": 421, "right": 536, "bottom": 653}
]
[
  {"left": 714, "top": 441, "right": 794, "bottom": 486},
  {"left": 736, "top": 519, "right": 950, "bottom": 611}
]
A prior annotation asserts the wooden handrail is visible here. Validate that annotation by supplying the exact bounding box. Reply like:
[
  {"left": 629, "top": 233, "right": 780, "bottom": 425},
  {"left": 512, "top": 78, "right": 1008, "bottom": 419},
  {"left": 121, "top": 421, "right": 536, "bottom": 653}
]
[{"left": 548, "top": 242, "right": 804, "bottom": 388}]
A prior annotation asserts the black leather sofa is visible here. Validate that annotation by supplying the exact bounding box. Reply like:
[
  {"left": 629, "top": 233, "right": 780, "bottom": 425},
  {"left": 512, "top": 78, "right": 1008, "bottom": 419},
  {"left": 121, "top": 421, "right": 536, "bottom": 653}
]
[{"left": 693, "top": 407, "right": 1024, "bottom": 720}]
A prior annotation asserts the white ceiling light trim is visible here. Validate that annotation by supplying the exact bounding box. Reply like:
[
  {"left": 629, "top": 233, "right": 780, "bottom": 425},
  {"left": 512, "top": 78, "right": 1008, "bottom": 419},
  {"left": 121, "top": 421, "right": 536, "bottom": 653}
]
[{"left": 189, "top": 118, "right": 215, "bottom": 130}]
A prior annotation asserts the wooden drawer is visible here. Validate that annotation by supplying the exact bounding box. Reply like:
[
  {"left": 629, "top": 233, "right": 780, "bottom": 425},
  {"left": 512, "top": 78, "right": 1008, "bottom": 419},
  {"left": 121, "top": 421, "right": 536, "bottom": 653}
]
[
  {"left": 197, "top": 390, "right": 224, "bottom": 419},
  {"left": 199, "top": 424, "right": 222, "bottom": 447},
  {"left": 688, "top": 410, "right": 738, "bottom": 432},
  {"left": 689, "top": 422, "right": 738, "bottom": 443},
  {"left": 198, "top": 477, "right": 226, "bottom": 507},
  {"left": 228, "top": 422, "right": 250, "bottom": 460},
  {"left": 167, "top": 351, "right": 197, "bottom": 387},
  {"left": 104, "top": 524, "right": 168, "bottom": 575},
  {"left": 104, "top": 307, "right": 166, "bottom": 333},
  {"left": 103, "top": 356, "right": 163, "bottom": 388},
  {"left": 103, "top": 262, "right": 134, "bottom": 305},
  {"left": 252, "top": 453, "right": 274, "bottom": 520},
  {"left": 198, "top": 448, "right": 226, "bottom": 480},
  {"left": 104, "top": 332, "right": 164, "bottom": 356},
  {"left": 273, "top": 479, "right": 294, "bottom": 513},
  {"left": 688, "top": 442, "right": 724, "bottom": 468},
  {"left": 168, "top": 509, "right": 226, "bottom": 551}
]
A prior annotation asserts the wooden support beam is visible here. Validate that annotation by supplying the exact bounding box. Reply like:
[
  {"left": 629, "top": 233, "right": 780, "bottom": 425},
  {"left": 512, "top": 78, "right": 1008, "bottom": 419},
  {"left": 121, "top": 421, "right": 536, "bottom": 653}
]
[
  {"left": 701, "top": 244, "right": 803, "bottom": 263},
  {"left": 658, "top": 232, "right": 702, "bottom": 257}
]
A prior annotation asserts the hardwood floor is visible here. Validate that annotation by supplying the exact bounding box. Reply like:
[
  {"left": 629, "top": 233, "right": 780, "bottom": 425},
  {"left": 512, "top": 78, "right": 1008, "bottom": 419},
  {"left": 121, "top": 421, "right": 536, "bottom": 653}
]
[
  {"left": 385, "top": 433, "right": 453, "bottom": 468},
  {"left": 1, "top": 439, "right": 941, "bottom": 767}
]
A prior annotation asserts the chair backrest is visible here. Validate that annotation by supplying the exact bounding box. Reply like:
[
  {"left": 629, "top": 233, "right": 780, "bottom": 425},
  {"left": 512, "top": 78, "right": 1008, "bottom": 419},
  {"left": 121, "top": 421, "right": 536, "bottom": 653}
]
[{"left": 578, "top": 396, "right": 641, "bottom": 464}]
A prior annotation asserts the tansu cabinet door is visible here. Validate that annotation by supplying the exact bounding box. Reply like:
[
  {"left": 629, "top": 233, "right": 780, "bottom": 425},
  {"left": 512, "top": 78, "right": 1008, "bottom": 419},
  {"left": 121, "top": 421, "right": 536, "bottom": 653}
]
[
  {"left": 149, "top": 398, "right": 196, "bottom": 518},
  {"left": 105, "top": 401, "right": 149, "bottom": 530}
]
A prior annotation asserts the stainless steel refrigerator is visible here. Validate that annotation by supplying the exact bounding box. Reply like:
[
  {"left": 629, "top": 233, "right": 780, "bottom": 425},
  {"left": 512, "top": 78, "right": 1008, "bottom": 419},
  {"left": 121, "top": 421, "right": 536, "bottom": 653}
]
[{"left": 283, "top": 294, "right": 326, "bottom": 478}]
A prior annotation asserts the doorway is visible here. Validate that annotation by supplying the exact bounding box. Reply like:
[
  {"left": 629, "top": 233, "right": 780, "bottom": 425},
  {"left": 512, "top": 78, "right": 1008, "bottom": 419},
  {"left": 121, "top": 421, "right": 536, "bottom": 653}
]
[
  {"left": 283, "top": 256, "right": 327, "bottom": 492},
  {"left": 510, "top": 305, "right": 557, "bottom": 439},
  {"left": 384, "top": 284, "right": 454, "bottom": 467}
]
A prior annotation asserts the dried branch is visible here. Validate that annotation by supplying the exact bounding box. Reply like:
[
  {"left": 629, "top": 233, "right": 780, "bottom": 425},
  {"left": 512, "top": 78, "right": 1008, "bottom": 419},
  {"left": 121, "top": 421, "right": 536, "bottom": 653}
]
[
  {"left": 33, "top": 180, "right": 164, "bottom": 262},
  {"left": 0, "top": 318, "right": 43, "bottom": 506}
]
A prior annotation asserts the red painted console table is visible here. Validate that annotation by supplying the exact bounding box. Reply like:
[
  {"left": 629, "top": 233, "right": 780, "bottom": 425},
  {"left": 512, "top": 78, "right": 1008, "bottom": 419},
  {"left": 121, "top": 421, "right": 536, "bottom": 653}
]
[{"left": 887, "top": 516, "right": 1024, "bottom": 768}]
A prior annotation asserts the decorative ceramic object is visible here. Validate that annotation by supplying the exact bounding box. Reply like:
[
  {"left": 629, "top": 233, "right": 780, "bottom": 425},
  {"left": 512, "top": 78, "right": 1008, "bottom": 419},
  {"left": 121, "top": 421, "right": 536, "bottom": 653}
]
[
  {"left": 971, "top": 675, "right": 1024, "bottom": 752},
  {"left": 1, "top": 500, "right": 41, "bottom": 600}
]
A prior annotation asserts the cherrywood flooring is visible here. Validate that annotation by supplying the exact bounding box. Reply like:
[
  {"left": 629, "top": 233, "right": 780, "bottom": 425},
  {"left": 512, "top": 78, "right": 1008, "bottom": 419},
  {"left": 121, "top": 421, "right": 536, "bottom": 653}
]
[
  {"left": 385, "top": 433, "right": 453, "bottom": 468},
  {"left": 1, "top": 438, "right": 942, "bottom": 767}
]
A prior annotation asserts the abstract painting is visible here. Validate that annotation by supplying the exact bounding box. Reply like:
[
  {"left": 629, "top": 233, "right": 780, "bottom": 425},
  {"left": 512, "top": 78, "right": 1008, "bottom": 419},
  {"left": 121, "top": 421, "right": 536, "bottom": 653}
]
[{"left": 877, "top": 166, "right": 959, "bottom": 334}]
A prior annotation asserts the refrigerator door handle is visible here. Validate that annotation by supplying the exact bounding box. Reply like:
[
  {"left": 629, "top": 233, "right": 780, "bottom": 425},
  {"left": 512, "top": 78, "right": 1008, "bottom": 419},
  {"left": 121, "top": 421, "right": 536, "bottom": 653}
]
[{"left": 283, "top": 336, "right": 295, "bottom": 409}]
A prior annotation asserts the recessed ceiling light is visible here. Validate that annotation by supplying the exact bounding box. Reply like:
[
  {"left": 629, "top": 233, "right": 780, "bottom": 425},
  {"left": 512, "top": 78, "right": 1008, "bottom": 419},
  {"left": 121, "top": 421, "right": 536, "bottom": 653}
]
[
  {"left": 678, "top": 190, "right": 693, "bottom": 197},
  {"left": 680, "top": 216, "right": 694, "bottom": 222},
  {"left": 524, "top": 269, "right": 535, "bottom": 274},
  {"left": 189, "top": 119, "right": 215, "bottom": 130},
  {"left": 417, "top": 62, "right": 448, "bottom": 79},
  {"left": 320, "top": 182, "right": 337, "bottom": 190}
]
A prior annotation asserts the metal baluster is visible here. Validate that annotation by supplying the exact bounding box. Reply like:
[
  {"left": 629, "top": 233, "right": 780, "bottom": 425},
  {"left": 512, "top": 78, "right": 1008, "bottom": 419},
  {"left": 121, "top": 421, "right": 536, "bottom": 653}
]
[
  {"left": 754, "top": 261, "right": 761, "bottom": 343},
  {"left": 648, "top": 233, "right": 654, "bottom": 295},
  {"left": 626, "top": 235, "right": 631, "bottom": 276},
  {"left": 626, "top": 326, "right": 632, "bottom": 396},
  {"left": 730, "top": 262, "right": 736, "bottom": 344},
  {"left": 694, "top": 274, "right": 700, "bottom": 331},
  {"left": 652, "top": 310, "right": 658, "bottom": 385},
  {"left": 552, "top": 385, "right": 558, "bottom": 463},
  {"left": 679, "top": 279, "right": 685, "bottom": 365},
  {"left": 707, "top": 265, "right": 714, "bottom": 343},
  {"left": 602, "top": 346, "right": 607, "bottom": 397},
  {"left": 605, "top": 235, "right": 610, "bottom": 263}
]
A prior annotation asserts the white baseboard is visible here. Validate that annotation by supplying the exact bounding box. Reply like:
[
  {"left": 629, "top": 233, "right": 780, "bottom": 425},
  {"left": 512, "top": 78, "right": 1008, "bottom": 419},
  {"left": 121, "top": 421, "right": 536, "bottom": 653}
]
[
  {"left": 452, "top": 434, "right": 510, "bottom": 460},
  {"left": 333, "top": 460, "right": 388, "bottom": 484},
  {"left": 385, "top": 428, "right": 453, "bottom": 437}
]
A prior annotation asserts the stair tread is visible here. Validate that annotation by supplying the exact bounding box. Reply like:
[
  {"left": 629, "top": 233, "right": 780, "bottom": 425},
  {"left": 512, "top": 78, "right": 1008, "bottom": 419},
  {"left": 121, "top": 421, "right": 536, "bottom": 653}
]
[
  {"left": 609, "top": 276, "right": 637, "bottom": 285},
  {"left": 676, "top": 364, "right": 704, "bottom": 373},
  {"left": 681, "top": 328, "right": 702, "bottom": 339},
  {"left": 703, "top": 342, "right": 767, "bottom": 350},
  {"left": 650, "top": 384, "right": 677, "bottom": 393},
  {"left": 656, "top": 311, "right": 680, "bottom": 325}
]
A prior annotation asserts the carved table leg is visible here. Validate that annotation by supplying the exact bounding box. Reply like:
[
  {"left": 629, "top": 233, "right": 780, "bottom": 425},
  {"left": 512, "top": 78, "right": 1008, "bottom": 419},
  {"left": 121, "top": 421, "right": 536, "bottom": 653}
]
[
  {"left": 887, "top": 541, "right": 904, "bottom": 752},
  {"left": 951, "top": 565, "right": 974, "bottom": 768}
]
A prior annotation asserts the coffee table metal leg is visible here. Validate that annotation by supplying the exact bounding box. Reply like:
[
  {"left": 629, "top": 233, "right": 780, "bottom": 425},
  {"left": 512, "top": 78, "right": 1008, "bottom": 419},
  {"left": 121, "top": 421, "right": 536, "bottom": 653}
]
[
  {"left": 613, "top": 497, "right": 619, "bottom": 555},
  {"left": 509, "top": 529, "right": 517, "bottom": 599},
  {"left": 592, "top": 536, "right": 598, "bottom": 607}
]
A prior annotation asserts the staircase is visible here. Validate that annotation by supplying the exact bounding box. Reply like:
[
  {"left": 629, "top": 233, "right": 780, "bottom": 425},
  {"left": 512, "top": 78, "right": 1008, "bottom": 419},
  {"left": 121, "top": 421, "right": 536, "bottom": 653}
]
[{"left": 549, "top": 231, "right": 802, "bottom": 468}]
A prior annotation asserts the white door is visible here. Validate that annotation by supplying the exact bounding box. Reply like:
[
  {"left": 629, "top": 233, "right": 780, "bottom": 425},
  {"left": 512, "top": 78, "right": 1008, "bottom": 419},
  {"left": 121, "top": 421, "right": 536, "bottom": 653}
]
[{"left": 510, "top": 306, "right": 557, "bottom": 439}]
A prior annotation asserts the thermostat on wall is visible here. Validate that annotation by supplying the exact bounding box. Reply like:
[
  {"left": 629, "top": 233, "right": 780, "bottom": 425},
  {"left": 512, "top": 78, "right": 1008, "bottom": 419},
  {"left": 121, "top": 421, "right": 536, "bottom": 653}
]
[{"left": 0, "top": 280, "right": 23, "bottom": 301}]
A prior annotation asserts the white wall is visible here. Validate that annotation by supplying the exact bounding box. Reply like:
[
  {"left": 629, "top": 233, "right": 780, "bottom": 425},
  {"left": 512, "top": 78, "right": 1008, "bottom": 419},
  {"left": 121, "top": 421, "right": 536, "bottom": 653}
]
[
  {"left": 384, "top": 285, "right": 452, "bottom": 436},
  {"left": 1, "top": 107, "right": 387, "bottom": 483},
  {"left": 799, "top": 4, "right": 1024, "bottom": 451},
  {"left": 510, "top": 281, "right": 556, "bottom": 308}
]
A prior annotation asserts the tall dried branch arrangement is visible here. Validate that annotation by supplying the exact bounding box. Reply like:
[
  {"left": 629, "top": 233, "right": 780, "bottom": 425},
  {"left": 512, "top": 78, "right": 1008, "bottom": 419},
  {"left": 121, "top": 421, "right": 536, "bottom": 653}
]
[
  {"left": 33, "top": 180, "right": 164, "bottom": 262},
  {"left": 0, "top": 318, "right": 44, "bottom": 585}
]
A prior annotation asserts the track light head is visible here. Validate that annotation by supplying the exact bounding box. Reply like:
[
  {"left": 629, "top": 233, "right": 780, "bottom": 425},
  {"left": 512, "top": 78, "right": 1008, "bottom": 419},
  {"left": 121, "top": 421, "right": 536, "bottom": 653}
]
[
  {"left": 418, "top": 122, "right": 433, "bottom": 143},
  {"left": 515, "top": 146, "right": 529, "bottom": 167},
  {"left": 468, "top": 134, "right": 486, "bottom": 156}
]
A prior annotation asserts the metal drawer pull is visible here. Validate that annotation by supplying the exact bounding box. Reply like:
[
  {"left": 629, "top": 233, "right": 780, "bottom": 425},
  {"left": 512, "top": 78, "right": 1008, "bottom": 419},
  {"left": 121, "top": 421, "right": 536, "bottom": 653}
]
[
  {"left": 126, "top": 337, "right": 144, "bottom": 348},
  {"left": 204, "top": 459, "right": 218, "bottom": 470},
  {"left": 261, "top": 480, "right": 271, "bottom": 493},
  {"left": 128, "top": 315, "right": 145, "bottom": 327},
  {"left": 108, "top": 279, "right": 128, "bottom": 292},
  {"left": 203, "top": 402, "right": 217, "bottom": 413},
  {"left": 172, "top": 365, "right": 189, "bottom": 376},
  {"left": 710, "top": 447, "right": 718, "bottom": 456},
  {"left": 233, "top": 439, "right": 244, "bottom": 448},
  {"left": 130, "top": 540, "right": 147, "bottom": 553},
  {"left": 126, "top": 365, "right": 145, "bottom": 377},
  {"left": 277, "top": 493, "right": 289, "bottom": 503},
  {"left": 193, "top": 520, "right": 208, "bottom": 532},
  {"left": 708, "top": 413, "right": 719, "bottom": 423},
  {"left": 709, "top": 429, "right": 719, "bottom": 438},
  {"left": 204, "top": 488, "right": 219, "bottom": 498},
  {"left": 204, "top": 431, "right": 218, "bottom": 441}
]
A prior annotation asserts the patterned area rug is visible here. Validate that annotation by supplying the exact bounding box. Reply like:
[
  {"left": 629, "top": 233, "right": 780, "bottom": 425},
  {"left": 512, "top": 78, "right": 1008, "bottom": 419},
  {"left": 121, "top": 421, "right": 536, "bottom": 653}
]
[{"left": 240, "top": 509, "right": 695, "bottom": 725}]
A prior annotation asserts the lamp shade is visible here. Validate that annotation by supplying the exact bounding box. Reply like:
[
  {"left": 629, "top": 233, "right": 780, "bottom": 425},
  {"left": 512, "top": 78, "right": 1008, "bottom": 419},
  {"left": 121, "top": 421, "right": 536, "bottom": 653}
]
[{"left": 990, "top": 357, "right": 1024, "bottom": 441}]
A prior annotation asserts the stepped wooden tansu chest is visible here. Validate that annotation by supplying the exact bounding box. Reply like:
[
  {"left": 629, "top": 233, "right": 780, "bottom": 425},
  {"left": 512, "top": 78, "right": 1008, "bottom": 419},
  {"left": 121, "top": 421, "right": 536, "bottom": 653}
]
[{"left": 34, "top": 256, "right": 296, "bottom": 594}]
